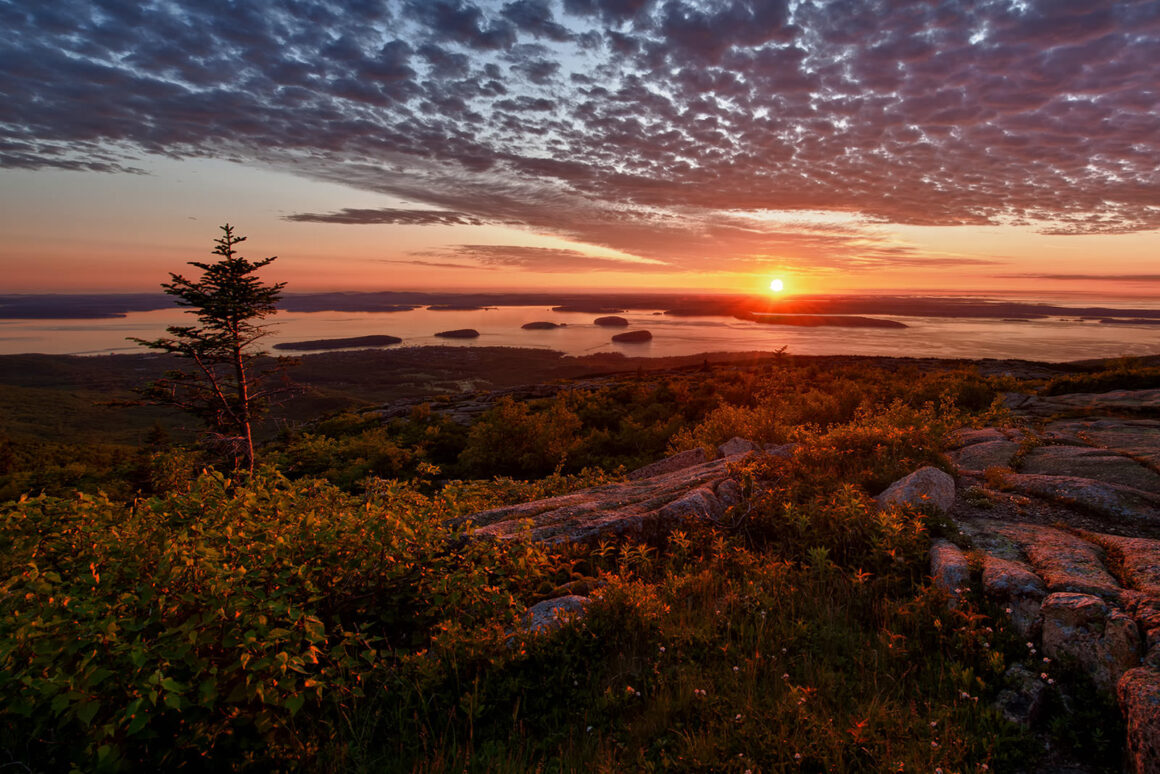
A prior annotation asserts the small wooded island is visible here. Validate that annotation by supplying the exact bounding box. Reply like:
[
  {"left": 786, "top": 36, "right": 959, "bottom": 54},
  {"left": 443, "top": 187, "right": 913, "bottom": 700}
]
[
  {"left": 434, "top": 328, "right": 481, "bottom": 338},
  {"left": 274, "top": 334, "right": 403, "bottom": 351},
  {"left": 612, "top": 329, "right": 653, "bottom": 342},
  {"left": 740, "top": 312, "right": 908, "bottom": 328}
]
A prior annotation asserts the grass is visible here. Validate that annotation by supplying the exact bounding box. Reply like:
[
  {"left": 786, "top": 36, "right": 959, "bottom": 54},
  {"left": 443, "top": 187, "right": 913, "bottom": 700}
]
[{"left": 1, "top": 355, "right": 1143, "bottom": 771}]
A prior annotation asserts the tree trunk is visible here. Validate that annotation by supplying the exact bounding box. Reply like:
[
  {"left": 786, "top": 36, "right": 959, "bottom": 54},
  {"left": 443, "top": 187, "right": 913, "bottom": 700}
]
[{"left": 232, "top": 330, "right": 255, "bottom": 475}]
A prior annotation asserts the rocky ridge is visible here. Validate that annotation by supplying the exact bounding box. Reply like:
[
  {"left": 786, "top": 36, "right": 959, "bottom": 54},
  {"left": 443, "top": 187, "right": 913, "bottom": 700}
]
[
  {"left": 940, "top": 388, "right": 1160, "bottom": 773},
  {"left": 456, "top": 384, "right": 1160, "bottom": 771}
]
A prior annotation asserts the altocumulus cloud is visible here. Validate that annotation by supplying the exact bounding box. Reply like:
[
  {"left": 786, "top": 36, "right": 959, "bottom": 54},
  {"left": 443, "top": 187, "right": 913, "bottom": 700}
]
[{"left": 2, "top": 0, "right": 1159, "bottom": 272}]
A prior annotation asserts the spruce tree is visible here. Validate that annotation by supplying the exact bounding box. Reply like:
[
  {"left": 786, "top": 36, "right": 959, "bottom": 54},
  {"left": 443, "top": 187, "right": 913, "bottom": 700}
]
[{"left": 133, "top": 224, "right": 291, "bottom": 473}]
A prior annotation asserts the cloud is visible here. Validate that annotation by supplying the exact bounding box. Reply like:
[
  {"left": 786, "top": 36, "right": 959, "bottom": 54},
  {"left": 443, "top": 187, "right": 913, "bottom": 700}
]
[
  {"left": 418, "top": 244, "right": 675, "bottom": 272},
  {"left": 284, "top": 207, "right": 487, "bottom": 226},
  {"left": 383, "top": 258, "right": 499, "bottom": 270},
  {"left": 1002, "top": 274, "right": 1160, "bottom": 282},
  {"left": 2, "top": 0, "right": 1159, "bottom": 276}
]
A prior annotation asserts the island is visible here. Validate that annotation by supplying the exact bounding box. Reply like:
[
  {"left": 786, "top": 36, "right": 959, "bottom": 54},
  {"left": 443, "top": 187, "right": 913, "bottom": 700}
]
[
  {"left": 612, "top": 330, "right": 653, "bottom": 343},
  {"left": 273, "top": 334, "right": 402, "bottom": 351},
  {"left": 552, "top": 304, "right": 625, "bottom": 313},
  {"left": 434, "top": 328, "right": 481, "bottom": 339},
  {"left": 521, "top": 321, "right": 564, "bottom": 330},
  {"left": 594, "top": 315, "right": 630, "bottom": 327},
  {"left": 740, "top": 313, "right": 908, "bottom": 329},
  {"left": 1099, "top": 318, "right": 1160, "bottom": 326}
]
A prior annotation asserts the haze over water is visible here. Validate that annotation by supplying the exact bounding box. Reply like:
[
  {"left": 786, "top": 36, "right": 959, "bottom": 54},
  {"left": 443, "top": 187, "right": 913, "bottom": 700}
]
[{"left": 4, "top": 296, "right": 1159, "bottom": 363}]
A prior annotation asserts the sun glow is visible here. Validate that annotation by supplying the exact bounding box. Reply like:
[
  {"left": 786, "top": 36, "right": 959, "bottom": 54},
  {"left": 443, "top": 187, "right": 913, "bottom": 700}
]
[{"left": 769, "top": 278, "right": 784, "bottom": 292}]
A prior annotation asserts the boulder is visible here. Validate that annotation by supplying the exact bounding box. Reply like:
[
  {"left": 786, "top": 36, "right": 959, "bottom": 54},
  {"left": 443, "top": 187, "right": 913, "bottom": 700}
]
[
  {"left": 948, "top": 440, "right": 1021, "bottom": 472},
  {"left": 593, "top": 316, "right": 629, "bottom": 327},
  {"left": 982, "top": 554, "right": 1046, "bottom": 638},
  {"left": 1000, "top": 473, "right": 1160, "bottom": 525},
  {"left": 1041, "top": 592, "right": 1141, "bottom": 696},
  {"left": 458, "top": 454, "right": 734, "bottom": 544},
  {"left": 1044, "top": 418, "right": 1160, "bottom": 469},
  {"left": 930, "top": 540, "right": 970, "bottom": 608},
  {"left": 946, "top": 427, "right": 1009, "bottom": 449},
  {"left": 1085, "top": 534, "right": 1160, "bottom": 597},
  {"left": 718, "top": 437, "right": 758, "bottom": 458},
  {"left": 1117, "top": 667, "right": 1160, "bottom": 774},
  {"left": 525, "top": 596, "right": 589, "bottom": 634},
  {"left": 875, "top": 467, "right": 955, "bottom": 513},
  {"left": 994, "top": 664, "right": 1049, "bottom": 727},
  {"left": 659, "top": 486, "right": 724, "bottom": 521},
  {"left": 715, "top": 479, "right": 743, "bottom": 509},
  {"left": 627, "top": 448, "right": 709, "bottom": 481},
  {"left": 1019, "top": 446, "right": 1160, "bottom": 494},
  {"left": 612, "top": 329, "right": 652, "bottom": 343},
  {"left": 763, "top": 442, "right": 798, "bottom": 459},
  {"left": 1122, "top": 592, "right": 1160, "bottom": 660},
  {"left": 1023, "top": 389, "right": 1160, "bottom": 418},
  {"left": 989, "top": 523, "right": 1122, "bottom": 600}
]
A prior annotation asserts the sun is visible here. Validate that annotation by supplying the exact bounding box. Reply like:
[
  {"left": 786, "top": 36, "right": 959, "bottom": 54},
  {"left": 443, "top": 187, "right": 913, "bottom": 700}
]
[{"left": 769, "top": 278, "right": 784, "bottom": 293}]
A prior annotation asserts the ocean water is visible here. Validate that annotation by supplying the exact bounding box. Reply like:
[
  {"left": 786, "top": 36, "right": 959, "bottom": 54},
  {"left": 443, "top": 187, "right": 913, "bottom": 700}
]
[{"left": 1, "top": 302, "right": 1158, "bottom": 363}]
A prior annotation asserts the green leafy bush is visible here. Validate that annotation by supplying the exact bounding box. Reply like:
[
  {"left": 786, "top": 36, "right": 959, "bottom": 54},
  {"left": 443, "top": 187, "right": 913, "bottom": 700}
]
[
  {"left": 0, "top": 470, "right": 570, "bottom": 770},
  {"left": 459, "top": 397, "right": 583, "bottom": 477}
]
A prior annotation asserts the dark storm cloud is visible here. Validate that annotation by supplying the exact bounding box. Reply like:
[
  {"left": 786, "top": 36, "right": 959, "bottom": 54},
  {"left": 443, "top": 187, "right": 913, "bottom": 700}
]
[{"left": 3, "top": 0, "right": 1159, "bottom": 274}]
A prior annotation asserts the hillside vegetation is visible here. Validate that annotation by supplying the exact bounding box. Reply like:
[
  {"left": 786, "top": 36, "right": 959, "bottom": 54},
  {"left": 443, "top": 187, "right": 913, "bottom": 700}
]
[{"left": 3, "top": 355, "right": 1149, "bottom": 771}]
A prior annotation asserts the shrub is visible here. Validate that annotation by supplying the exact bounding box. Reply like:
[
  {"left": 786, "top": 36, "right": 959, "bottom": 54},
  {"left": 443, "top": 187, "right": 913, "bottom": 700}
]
[
  {"left": 0, "top": 470, "right": 566, "bottom": 770},
  {"left": 459, "top": 397, "right": 582, "bottom": 478}
]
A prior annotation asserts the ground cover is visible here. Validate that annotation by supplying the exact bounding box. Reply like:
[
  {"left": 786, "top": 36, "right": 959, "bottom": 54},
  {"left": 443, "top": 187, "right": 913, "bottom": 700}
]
[{"left": 2, "top": 355, "right": 1147, "bottom": 771}]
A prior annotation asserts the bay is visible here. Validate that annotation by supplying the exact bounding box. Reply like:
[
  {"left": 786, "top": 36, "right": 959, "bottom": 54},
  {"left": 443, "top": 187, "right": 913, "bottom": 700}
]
[{"left": 2, "top": 300, "right": 1159, "bottom": 362}]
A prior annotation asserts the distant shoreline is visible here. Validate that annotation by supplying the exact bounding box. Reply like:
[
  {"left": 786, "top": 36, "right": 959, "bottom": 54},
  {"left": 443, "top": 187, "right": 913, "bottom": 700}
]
[{"left": 3, "top": 291, "right": 1160, "bottom": 322}]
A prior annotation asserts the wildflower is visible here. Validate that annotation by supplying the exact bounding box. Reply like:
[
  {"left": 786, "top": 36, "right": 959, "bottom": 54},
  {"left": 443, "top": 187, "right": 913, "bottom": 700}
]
[
  {"left": 983, "top": 642, "right": 990, "bottom": 648},
  {"left": 735, "top": 713, "right": 743, "bottom": 721},
  {"left": 1005, "top": 607, "right": 1012, "bottom": 614},
  {"left": 782, "top": 673, "right": 790, "bottom": 680},
  {"left": 1042, "top": 657, "right": 1050, "bottom": 664},
  {"left": 1048, "top": 678, "right": 1055, "bottom": 685},
  {"left": 929, "top": 721, "right": 937, "bottom": 727},
  {"left": 795, "top": 753, "right": 802, "bottom": 762},
  {"left": 931, "top": 741, "right": 939, "bottom": 749},
  {"left": 586, "top": 726, "right": 593, "bottom": 733},
  {"left": 733, "top": 666, "right": 740, "bottom": 673},
  {"left": 1041, "top": 672, "right": 1048, "bottom": 680},
  {"left": 659, "top": 646, "right": 665, "bottom": 653},
  {"left": 781, "top": 647, "right": 788, "bottom": 654}
]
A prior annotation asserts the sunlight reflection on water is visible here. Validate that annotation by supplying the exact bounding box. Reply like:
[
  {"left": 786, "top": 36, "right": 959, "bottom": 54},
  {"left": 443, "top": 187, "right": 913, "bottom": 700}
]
[{"left": 0, "top": 305, "right": 1157, "bottom": 362}]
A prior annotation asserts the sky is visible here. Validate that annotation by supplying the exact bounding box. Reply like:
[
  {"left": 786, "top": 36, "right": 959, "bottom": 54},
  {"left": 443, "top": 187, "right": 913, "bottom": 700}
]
[{"left": 1, "top": 0, "right": 1159, "bottom": 297}]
